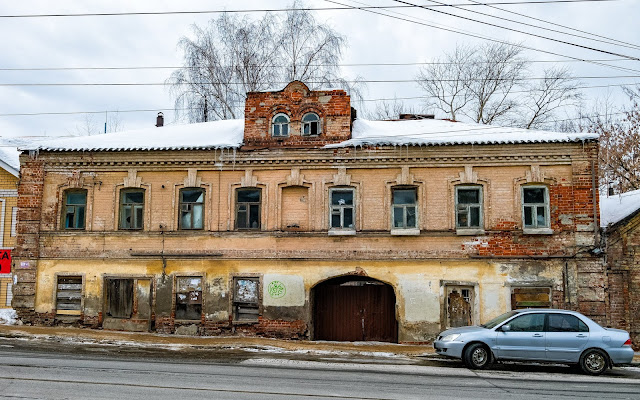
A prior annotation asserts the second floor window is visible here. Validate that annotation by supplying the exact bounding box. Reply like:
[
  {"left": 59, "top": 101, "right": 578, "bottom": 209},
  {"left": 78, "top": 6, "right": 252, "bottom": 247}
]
[
  {"left": 330, "top": 188, "right": 355, "bottom": 230},
  {"left": 302, "top": 113, "right": 320, "bottom": 136},
  {"left": 272, "top": 114, "right": 290, "bottom": 137},
  {"left": 119, "top": 189, "right": 144, "bottom": 230},
  {"left": 63, "top": 190, "right": 86, "bottom": 229},
  {"left": 522, "top": 186, "right": 549, "bottom": 229},
  {"left": 456, "top": 186, "right": 482, "bottom": 229},
  {"left": 392, "top": 188, "right": 417, "bottom": 229},
  {"left": 236, "top": 188, "right": 261, "bottom": 229},
  {"left": 180, "top": 188, "right": 204, "bottom": 230}
]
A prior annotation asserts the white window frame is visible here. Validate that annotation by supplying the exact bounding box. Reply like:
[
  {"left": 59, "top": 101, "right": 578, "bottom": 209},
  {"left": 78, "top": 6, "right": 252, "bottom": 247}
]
[
  {"left": 455, "top": 185, "right": 484, "bottom": 235},
  {"left": 521, "top": 185, "right": 552, "bottom": 234},
  {"left": 390, "top": 187, "right": 420, "bottom": 236},
  {"left": 272, "top": 113, "right": 290, "bottom": 137},
  {"left": 301, "top": 112, "right": 320, "bottom": 136},
  {"left": 329, "top": 187, "right": 356, "bottom": 235}
]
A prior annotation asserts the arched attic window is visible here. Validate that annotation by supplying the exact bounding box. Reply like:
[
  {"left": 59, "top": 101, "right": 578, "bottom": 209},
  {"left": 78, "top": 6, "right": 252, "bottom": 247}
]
[
  {"left": 301, "top": 112, "right": 320, "bottom": 136},
  {"left": 272, "top": 114, "right": 290, "bottom": 137}
]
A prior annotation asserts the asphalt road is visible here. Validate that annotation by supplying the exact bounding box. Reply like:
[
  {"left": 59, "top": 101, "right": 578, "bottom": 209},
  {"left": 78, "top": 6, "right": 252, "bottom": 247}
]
[{"left": 0, "top": 344, "right": 639, "bottom": 400}]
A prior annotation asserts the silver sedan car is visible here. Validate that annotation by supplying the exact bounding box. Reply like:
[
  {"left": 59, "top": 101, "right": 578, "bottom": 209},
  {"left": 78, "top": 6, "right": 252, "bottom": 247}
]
[{"left": 434, "top": 309, "right": 634, "bottom": 375}]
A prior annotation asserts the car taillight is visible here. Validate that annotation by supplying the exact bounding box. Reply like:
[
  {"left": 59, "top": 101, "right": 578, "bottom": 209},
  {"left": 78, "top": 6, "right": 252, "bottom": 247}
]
[{"left": 623, "top": 339, "right": 632, "bottom": 346}]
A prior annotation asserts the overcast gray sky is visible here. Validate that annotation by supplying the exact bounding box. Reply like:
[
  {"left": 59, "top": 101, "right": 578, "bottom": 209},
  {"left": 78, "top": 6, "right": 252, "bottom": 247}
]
[{"left": 0, "top": 0, "right": 638, "bottom": 138}]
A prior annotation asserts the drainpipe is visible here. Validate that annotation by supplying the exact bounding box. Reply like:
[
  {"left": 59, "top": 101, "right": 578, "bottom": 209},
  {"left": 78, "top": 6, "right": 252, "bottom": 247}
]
[{"left": 591, "top": 160, "right": 600, "bottom": 247}]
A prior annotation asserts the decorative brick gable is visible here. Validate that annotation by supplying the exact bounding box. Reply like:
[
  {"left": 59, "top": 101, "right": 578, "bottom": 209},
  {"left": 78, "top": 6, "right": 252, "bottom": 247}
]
[{"left": 243, "top": 81, "right": 352, "bottom": 148}]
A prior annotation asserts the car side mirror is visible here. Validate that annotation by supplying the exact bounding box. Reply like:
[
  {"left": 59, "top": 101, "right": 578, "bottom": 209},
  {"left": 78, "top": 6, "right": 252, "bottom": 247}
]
[{"left": 500, "top": 324, "right": 511, "bottom": 332}]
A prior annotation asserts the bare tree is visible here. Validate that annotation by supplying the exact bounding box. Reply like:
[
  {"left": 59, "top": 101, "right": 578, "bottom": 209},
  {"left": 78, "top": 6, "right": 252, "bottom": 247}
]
[
  {"left": 522, "top": 67, "right": 582, "bottom": 129},
  {"left": 589, "top": 88, "right": 640, "bottom": 193},
  {"left": 168, "top": 1, "right": 359, "bottom": 123},
  {"left": 366, "top": 98, "right": 419, "bottom": 120},
  {"left": 416, "top": 45, "right": 474, "bottom": 122},
  {"left": 69, "top": 112, "right": 125, "bottom": 136},
  {"left": 416, "top": 43, "right": 581, "bottom": 129}
]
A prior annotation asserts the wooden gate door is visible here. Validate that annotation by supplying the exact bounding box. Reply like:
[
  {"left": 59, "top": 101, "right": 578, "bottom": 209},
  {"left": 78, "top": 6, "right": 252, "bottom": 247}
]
[{"left": 314, "top": 277, "right": 397, "bottom": 342}]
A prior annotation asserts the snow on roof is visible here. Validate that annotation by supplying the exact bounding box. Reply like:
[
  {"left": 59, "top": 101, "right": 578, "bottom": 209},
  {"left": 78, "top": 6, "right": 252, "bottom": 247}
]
[
  {"left": 0, "top": 136, "right": 43, "bottom": 175},
  {"left": 23, "top": 117, "right": 597, "bottom": 153},
  {"left": 328, "top": 119, "right": 598, "bottom": 148},
  {"left": 600, "top": 189, "right": 640, "bottom": 228},
  {"left": 23, "top": 119, "right": 245, "bottom": 152}
]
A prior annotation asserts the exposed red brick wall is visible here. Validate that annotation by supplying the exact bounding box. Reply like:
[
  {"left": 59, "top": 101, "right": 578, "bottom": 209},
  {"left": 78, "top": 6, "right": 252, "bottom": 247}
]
[{"left": 243, "top": 81, "right": 351, "bottom": 148}]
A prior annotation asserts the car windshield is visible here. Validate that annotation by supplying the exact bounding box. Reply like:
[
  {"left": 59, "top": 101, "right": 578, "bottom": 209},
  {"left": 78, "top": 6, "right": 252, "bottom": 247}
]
[{"left": 480, "top": 311, "right": 519, "bottom": 329}]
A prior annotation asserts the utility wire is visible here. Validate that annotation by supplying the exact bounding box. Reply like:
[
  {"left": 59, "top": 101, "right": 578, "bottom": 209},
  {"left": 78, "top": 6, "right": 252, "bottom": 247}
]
[
  {"left": 390, "top": 0, "right": 640, "bottom": 60},
  {"left": 0, "top": 1, "right": 620, "bottom": 18},
  {"left": 464, "top": 0, "right": 640, "bottom": 51},
  {"left": 1, "top": 75, "right": 639, "bottom": 86},
  {"left": 430, "top": 0, "right": 640, "bottom": 51},
  {"left": 324, "top": 0, "right": 640, "bottom": 75},
  {"left": 0, "top": 82, "right": 637, "bottom": 117},
  {"left": 0, "top": 58, "right": 635, "bottom": 71}
]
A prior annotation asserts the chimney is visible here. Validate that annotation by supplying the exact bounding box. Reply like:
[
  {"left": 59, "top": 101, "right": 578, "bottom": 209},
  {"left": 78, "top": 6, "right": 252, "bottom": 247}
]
[{"left": 156, "top": 112, "right": 164, "bottom": 127}]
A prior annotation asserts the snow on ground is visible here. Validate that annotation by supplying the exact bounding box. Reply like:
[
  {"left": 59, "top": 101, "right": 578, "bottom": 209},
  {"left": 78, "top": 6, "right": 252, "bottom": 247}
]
[
  {"left": 600, "top": 189, "right": 640, "bottom": 227},
  {"left": 0, "top": 309, "right": 21, "bottom": 325}
]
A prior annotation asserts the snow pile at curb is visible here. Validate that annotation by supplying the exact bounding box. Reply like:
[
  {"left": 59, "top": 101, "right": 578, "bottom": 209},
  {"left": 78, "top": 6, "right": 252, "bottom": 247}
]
[{"left": 0, "top": 309, "right": 22, "bottom": 325}]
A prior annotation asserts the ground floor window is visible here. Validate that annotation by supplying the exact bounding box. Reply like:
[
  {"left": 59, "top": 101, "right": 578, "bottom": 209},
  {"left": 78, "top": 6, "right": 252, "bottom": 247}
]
[
  {"left": 510, "top": 287, "right": 551, "bottom": 309},
  {"left": 56, "top": 276, "right": 82, "bottom": 313},
  {"left": 106, "top": 278, "right": 134, "bottom": 318},
  {"left": 446, "top": 285, "right": 474, "bottom": 328},
  {"left": 175, "top": 276, "right": 203, "bottom": 320},
  {"left": 233, "top": 277, "right": 260, "bottom": 321}
]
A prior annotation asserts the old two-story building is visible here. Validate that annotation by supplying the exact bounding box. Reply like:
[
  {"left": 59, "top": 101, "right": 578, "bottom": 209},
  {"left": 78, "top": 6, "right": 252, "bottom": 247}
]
[
  {"left": 0, "top": 144, "right": 20, "bottom": 309},
  {"left": 601, "top": 189, "right": 640, "bottom": 347},
  {"left": 12, "top": 81, "right": 603, "bottom": 342}
]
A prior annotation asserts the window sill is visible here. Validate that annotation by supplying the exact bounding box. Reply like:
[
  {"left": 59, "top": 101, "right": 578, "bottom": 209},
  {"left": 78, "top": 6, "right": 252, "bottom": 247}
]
[
  {"left": 232, "top": 320, "right": 259, "bottom": 325},
  {"left": 56, "top": 309, "right": 81, "bottom": 316},
  {"left": 523, "top": 228, "right": 553, "bottom": 235},
  {"left": 328, "top": 229, "right": 356, "bottom": 236},
  {"left": 390, "top": 228, "right": 420, "bottom": 236},
  {"left": 456, "top": 228, "right": 485, "bottom": 236}
]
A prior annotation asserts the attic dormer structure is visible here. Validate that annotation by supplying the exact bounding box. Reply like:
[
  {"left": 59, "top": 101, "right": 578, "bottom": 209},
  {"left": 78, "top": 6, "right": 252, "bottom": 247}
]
[{"left": 243, "top": 81, "right": 352, "bottom": 148}]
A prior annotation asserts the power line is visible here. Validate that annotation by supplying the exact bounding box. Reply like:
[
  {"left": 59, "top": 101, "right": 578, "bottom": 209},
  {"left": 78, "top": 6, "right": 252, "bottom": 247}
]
[
  {"left": 1, "top": 75, "right": 639, "bottom": 86},
  {"left": 0, "top": 82, "right": 637, "bottom": 117},
  {"left": 0, "top": 1, "right": 619, "bottom": 18},
  {"left": 435, "top": 0, "right": 640, "bottom": 51},
  {"left": 0, "top": 58, "right": 636, "bottom": 71},
  {"left": 464, "top": 0, "right": 640, "bottom": 51},
  {"left": 323, "top": 0, "right": 640, "bottom": 75},
  {"left": 390, "top": 0, "right": 640, "bottom": 60}
]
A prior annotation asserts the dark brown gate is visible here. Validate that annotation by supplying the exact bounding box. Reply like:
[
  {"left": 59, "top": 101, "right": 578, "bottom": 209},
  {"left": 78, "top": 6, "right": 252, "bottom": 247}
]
[{"left": 313, "top": 276, "right": 398, "bottom": 342}]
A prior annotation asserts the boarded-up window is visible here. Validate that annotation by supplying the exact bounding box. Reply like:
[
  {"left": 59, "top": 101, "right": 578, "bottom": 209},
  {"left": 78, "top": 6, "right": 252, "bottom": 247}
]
[
  {"left": 106, "top": 278, "right": 133, "bottom": 318},
  {"left": 56, "top": 276, "right": 82, "bottom": 311},
  {"left": 511, "top": 287, "right": 551, "bottom": 309},
  {"left": 234, "top": 277, "right": 259, "bottom": 321},
  {"left": 446, "top": 286, "right": 473, "bottom": 328},
  {"left": 176, "top": 277, "right": 202, "bottom": 320},
  {"left": 281, "top": 186, "right": 309, "bottom": 231}
]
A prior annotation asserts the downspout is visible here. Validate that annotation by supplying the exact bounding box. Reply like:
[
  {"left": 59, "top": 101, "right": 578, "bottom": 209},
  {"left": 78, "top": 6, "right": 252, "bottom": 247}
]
[{"left": 591, "top": 160, "right": 600, "bottom": 246}]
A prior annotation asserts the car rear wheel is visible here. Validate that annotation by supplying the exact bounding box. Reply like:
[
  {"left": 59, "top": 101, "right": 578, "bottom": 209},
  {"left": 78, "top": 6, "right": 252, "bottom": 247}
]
[
  {"left": 580, "top": 349, "right": 608, "bottom": 375},
  {"left": 463, "top": 343, "right": 492, "bottom": 369}
]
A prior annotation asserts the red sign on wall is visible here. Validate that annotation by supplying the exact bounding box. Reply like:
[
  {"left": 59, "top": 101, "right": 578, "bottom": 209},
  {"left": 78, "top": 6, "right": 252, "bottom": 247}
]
[{"left": 0, "top": 250, "right": 11, "bottom": 274}]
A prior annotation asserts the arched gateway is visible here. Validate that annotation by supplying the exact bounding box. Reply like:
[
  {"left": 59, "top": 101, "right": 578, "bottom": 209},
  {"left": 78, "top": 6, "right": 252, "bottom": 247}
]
[{"left": 312, "top": 276, "right": 398, "bottom": 342}]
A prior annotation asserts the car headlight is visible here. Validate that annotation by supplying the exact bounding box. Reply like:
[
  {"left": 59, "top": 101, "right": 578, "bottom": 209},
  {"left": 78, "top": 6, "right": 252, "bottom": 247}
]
[{"left": 440, "top": 333, "right": 461, "bottom": 342}]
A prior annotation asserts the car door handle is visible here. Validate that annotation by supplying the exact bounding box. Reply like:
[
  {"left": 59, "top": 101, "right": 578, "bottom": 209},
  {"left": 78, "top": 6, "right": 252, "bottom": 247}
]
[
  {"left": 532, "top": 334, "right": 543, "bottom": 337},
  {"left": 576, "top": 334, "right": 587, "bottom": 338}
]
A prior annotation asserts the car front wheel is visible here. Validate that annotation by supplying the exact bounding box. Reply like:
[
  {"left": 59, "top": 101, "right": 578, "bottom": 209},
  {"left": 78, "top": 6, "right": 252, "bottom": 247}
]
[
  {"left": 580, "top": 349, "right": 608, "bottom": 375},
  {"left": 463, "top": 343, "right": 492, "bottom": 369}
]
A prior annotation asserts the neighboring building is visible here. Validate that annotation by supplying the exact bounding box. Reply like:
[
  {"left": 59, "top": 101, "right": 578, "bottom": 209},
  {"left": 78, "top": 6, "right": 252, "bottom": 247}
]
[
  {"left": 13, "top": 81, "right": 603, "bottom": 342},
  {"left": 0, "top": 144, "right": 20, "bottom": 309},
  {"left": 601, "top": 189, "right": 640, "bottom": 347}
]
